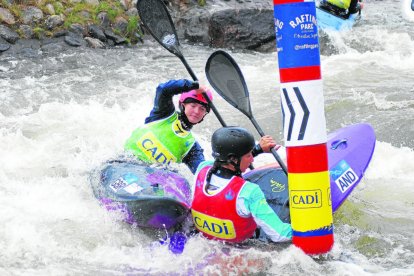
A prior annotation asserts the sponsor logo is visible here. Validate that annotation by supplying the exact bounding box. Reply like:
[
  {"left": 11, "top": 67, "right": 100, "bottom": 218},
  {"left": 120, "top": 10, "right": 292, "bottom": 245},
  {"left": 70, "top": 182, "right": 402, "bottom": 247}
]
[
  {"left": 109, "top": 178, "right": 128, "bottom": 192},
  {"left": 192, "top": 210, "right": 235, "bottom": 239},
  {"left": 275, "top": 18, "right": 284, "bottom": 31},
  {"left": 110, "top": 173, "right": 143, "bottom": 194},
  {"left": 162, "top": 34, "right": 176, "bottom": 46},
  {"left": 274, "top": 4, "right": 320, "bottom": 68},
  {"left": 225, "top": 189, "right": 235, "bottom": 200},
  {"left": 123, "top": 173, "right": 139, "bottom": 184},
  {"left": 294, "top": 43, "right": 319, "bottom": 50},
  {"left": 270, "top": 179, "right": 285, "bottom": 193},
  {"left": 124, "top": 183, "right": 143, "bottom": 195},
  {"left": 291, "top": 189, "right": 322, "bottom": 209},
  {"left": 289, "top": 14, "right": 317, "bottom": 31},
  {"left": 331, "top": 160, "right": 359, "bottom": 193},
  {"left": 136, "top": 132, "right": 176, "bottom": 165}
]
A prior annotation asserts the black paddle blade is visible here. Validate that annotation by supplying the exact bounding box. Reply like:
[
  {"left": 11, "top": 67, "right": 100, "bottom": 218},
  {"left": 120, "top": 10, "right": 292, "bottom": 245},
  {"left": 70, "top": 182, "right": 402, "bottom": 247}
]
[
  {"left": 137, "top": 0, "right": 182, "bottom": 57},
  {"left": 205, "top": 50, "right": 253, "bottom": 118}
]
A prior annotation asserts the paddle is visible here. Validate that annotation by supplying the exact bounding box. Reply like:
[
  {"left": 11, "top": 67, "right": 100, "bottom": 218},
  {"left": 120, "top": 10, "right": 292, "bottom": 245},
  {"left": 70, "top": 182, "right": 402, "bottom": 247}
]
[
  {"left": 205, "top": 50, "right": 288, "bottom": 175},
  {"left": 136, "top": 0, "right": 226, "bottom": 127}
]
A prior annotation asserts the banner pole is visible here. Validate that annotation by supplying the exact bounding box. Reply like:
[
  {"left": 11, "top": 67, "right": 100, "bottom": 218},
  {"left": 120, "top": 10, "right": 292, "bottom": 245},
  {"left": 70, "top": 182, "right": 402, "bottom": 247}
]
[{"left": 273, "top": 0, "right": 334, "bottom": 254}]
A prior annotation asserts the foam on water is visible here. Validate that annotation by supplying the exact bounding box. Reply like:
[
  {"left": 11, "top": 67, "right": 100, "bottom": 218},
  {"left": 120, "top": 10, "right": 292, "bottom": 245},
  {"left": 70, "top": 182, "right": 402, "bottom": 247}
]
[
  {"left": 402, "top": 0, "right": 414, "bottom": 21},
  {"left": 1, "top": 0, "right": 414, "bottom": 273},
  {"left": 1, "top": 92, "right": 412, "bottom": 275}
]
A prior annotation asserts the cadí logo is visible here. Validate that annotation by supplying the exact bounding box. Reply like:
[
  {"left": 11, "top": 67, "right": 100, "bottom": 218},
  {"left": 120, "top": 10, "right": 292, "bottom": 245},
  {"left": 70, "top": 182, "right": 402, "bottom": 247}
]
[
  {"left": 162, "top": 34, "right": 176, "bottom": 46},
  {"left": 225, "top": 189, "right": 235, "bottom": 200}
]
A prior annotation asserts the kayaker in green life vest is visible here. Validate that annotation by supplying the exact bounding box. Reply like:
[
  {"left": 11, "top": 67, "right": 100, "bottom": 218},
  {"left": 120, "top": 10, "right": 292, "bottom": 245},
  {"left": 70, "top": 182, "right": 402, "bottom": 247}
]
[
  {"left": 319, "top": 0, "right": 362, "bottom": 19},
  {"left": 124, "top": 79, "right": 213, "bottom": 174}
]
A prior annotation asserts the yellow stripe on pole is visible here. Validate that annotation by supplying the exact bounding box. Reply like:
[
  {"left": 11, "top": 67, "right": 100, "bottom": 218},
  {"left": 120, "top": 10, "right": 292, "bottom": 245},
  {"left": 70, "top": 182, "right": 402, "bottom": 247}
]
[{"left": 289, "top": 171, "right": 332, "bottom": 232}]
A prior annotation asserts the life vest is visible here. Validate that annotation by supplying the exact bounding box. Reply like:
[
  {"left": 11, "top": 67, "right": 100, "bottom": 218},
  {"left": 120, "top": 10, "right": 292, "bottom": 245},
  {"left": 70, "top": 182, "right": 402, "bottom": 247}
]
[
  {"left": 124, "top": 112, "right": 195, "bottom": 165},
  {"left": 191, "top": 166, "right": 257, "bottom": 243},
  {"left": 326, "top": 0, "right": 351, "bottom": 10}
]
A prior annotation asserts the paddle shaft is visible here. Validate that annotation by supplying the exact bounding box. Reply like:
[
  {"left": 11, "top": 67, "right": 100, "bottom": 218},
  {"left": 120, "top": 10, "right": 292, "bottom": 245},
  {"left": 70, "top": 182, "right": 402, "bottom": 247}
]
[
  {"left": 180, "top": 55, "right": 256, "bottom": 169},
  {"left": 250, "top": 116, "right": 288, "bottom": 175},
  {"left": 179, "top": 55, "right": 197, "bottom": 81},
  {"left": 137, "top": 0, "right": 227, "bottom": 127},
  {"left": 204, "top": 50, "right": 287, "bottom": 174}
]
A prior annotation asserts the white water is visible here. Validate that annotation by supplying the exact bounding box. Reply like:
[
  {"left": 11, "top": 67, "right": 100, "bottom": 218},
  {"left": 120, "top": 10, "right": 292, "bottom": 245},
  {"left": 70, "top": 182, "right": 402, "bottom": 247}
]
[{"left": 1, "top": 0, "right": 414, "bottom": 274}]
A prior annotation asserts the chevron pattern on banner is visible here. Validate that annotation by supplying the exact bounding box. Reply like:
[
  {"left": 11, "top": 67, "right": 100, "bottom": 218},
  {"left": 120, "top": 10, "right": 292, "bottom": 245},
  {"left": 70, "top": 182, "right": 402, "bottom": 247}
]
[
  {"left": 281, "top": 80, "right": 327, "bottom": 147},
  {"left": 294, "top": 86, "right": 309, "bottom": 140}
]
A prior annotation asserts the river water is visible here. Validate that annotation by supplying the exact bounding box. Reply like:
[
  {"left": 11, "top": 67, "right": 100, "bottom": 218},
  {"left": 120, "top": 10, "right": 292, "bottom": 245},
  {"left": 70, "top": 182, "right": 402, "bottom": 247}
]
[{"left": 1, "top": 0, "right": 414, "bottom": 275}]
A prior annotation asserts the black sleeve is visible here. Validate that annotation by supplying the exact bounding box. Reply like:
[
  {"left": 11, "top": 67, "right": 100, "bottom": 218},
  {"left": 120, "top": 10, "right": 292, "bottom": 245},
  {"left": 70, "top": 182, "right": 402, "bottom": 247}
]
[
  {"left": 182, "top": 142, "right": 205, "bottom": 174},
  {"left": 252, "top": 144, "right": 264, "bottom": 157}
]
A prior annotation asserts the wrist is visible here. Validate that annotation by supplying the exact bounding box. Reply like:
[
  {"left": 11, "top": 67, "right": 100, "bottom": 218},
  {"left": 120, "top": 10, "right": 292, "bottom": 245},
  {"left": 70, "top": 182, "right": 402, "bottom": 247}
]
[
  {"left": 188, "top": 80, "right": 199, "bottom": 90},
  {"left": 252, "top": 144, "right": 263, "bottom": 157}
]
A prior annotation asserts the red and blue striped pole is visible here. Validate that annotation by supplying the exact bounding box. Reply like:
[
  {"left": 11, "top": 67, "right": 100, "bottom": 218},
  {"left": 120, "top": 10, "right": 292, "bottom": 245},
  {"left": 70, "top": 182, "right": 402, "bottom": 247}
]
[{"left": 273, "top": 0, "right": 334, "bottom": 254}]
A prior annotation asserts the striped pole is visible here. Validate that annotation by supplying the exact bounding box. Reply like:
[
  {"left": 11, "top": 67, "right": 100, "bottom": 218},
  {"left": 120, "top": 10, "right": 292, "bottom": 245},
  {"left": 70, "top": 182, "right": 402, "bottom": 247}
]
[{"left": 273, "top": 0, "right": 334, "bottom": 254}]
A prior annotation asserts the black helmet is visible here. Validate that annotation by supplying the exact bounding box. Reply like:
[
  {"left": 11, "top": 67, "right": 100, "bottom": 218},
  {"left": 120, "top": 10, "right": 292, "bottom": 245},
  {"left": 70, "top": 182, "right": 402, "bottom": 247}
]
[{"left": 212, "top": 126, "right": 255, "bottom": 162}]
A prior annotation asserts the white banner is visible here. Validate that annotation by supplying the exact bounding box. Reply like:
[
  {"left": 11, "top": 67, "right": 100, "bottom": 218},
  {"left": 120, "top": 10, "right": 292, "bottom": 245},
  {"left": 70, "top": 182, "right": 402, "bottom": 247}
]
[{"left": 280, "top": 79, "right": 327, "bottom": 147}]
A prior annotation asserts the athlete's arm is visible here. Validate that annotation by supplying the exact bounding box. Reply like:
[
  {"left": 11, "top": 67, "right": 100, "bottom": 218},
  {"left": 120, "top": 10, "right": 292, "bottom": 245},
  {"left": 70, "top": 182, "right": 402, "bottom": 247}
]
[
  {"left": 183, "top": 142, "right": 205, "bottom": 174},
  {"left": 145, "top": 79, "right": 199, "bottom": 123},
  {"left": 238, "top": 183, "right": 292, "bottom": 242}
]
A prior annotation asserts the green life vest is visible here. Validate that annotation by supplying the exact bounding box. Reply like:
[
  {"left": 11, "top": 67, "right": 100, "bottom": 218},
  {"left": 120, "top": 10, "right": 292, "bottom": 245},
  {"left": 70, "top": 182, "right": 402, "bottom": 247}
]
[
  {"left": 326, "top": 0, "right": 351, "bottom": 9},
  {"left": 124, "top": 112, "right": 195, "bottom": 165}
]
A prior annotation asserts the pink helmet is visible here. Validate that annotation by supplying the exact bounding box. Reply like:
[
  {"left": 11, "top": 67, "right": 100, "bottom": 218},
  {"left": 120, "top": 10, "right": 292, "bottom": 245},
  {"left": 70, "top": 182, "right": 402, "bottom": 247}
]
[{"left": 179, "top": 89, "right": 213, "bottom": 108}]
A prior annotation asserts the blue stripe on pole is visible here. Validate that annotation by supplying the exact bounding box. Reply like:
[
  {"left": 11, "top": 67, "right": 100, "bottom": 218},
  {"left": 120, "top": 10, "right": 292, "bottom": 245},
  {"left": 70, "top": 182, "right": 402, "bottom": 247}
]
[
  {"left": 274, "top": 2, "right": 321, "bottom": 69},
  {"left": 292, "top": 225, "right": 334, "bottom": 237}
]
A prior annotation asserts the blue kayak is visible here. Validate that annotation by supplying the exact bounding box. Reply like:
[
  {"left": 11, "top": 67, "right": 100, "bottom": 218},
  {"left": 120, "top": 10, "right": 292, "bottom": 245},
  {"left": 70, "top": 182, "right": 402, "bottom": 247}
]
[{"left": 316, "top": 7, "right": 361, "bottom": 31}]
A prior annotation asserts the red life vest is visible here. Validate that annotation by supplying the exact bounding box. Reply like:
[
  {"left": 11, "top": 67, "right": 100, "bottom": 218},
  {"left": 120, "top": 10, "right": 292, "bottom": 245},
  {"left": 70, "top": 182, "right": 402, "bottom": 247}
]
[{"left": 191, "top": 166, "right": 257, "bottom": 243}]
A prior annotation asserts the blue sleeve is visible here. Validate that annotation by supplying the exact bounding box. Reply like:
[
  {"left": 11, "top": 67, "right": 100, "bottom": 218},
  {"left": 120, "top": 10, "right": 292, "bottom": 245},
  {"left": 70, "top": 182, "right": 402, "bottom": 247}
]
[
  {"left": 239, "top": 182, "right": 292, "bottom": 242},
  {"left": 182, "top": 142, "right": 205, "bottom": 174},
  {"left": 145, "top": 79, "right": 199, "bottom": 123}
]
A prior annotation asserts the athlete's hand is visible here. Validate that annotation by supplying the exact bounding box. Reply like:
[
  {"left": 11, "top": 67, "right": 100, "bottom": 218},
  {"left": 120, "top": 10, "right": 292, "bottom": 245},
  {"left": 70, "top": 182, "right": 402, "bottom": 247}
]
[
  {"left": 259, "top": 135, "right": 280, "bottom": 153},
  {"left": 194, "top": 85, "right": 210, "bottom": 95}
]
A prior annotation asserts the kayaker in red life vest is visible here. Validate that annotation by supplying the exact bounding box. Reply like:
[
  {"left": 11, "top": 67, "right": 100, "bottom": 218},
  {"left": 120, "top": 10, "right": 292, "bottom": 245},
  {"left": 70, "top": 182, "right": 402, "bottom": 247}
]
[
  {"left": 124, "top": 79, "right": 213, "bottom": 174},
  {"left": 191, "top": 126, "right": 292, "bottom": 243}
]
